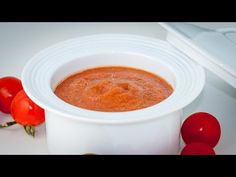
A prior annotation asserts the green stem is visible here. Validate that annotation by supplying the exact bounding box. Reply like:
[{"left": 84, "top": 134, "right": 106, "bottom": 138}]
[
  {"left": 0, "top": 121, "right": 17, "bottom": 128},
  {"left": 23, "top": 125, "right": 35, "bottom": 137}
]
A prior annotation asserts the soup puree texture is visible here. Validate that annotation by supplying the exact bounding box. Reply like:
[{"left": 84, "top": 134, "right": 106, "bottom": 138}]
[{"left": 54, "top": 67, "right": 173, "bottom": 112}]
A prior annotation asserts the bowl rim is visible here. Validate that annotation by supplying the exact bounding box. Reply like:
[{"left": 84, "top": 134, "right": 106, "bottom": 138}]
[{"left": 22, "top": 34, "right": 205, "bottom": 124}]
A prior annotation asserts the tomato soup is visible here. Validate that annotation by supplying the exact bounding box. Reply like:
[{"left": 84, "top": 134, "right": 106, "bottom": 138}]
[{"left": 54, "top": 67, "right": 173, "bottom": 112}]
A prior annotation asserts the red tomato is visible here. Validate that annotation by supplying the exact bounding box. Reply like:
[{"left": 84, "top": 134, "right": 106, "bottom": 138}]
[
  {"left": 0, "top": 77, "right": 23, "bottom": 113},
  {"left": 181, "top": 112, "right": 221, "bottom": 147},
  {"left": 11, "top": 90, "right": 45, "bottom": 126},
  {"left": 181, "top": 142, "right": 215, "bottom": 155}
]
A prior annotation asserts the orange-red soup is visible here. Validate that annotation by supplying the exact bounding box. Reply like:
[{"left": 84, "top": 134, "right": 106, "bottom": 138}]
[{"left": 54, "top": 67, "right": 173, "bottom": 112}]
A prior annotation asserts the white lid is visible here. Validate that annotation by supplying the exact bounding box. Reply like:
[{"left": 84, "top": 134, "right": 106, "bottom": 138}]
[{"left": 159, "top": 22, "right": 236, "bottom": 88}]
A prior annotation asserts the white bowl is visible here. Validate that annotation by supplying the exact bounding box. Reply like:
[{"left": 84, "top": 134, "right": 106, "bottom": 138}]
[{"left": 22, "top": 34, "right": 205, "bottom": 154}]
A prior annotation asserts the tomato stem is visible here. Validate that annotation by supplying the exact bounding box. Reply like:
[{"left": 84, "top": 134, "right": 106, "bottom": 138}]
[
  {"left": 0, "top": 121, "right": 17, "bottom": 128},
  {"left": 23, "top": 125, "right": 35, "bottom": 137}
]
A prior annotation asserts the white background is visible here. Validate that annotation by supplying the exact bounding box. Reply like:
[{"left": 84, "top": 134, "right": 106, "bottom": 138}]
[{"left": 0, "top": 22, "right": 236, "bottom": 154}]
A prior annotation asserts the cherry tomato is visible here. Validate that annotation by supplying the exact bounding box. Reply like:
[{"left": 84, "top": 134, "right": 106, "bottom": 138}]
[
  {"left": 181, "top": 142, "right": 215, "bottom": 155},
  {"left": 181, "top": 112, "right": 221, "bottom": 147},
  {"left": 0, "top": 77, "right": 23, "bottom": 113},
  {"left": 11, "top": 90, "right": 45, "bottom": 126}
]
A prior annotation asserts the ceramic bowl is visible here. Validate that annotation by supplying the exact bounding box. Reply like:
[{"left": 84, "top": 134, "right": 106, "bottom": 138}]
[{"left": 22, "top": 34, "right": 205, "bottom": 154}]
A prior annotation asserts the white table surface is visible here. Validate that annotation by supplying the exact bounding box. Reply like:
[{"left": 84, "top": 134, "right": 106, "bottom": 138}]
[{"left": 0, "top": 22, "right": 236, "bottom": 154}]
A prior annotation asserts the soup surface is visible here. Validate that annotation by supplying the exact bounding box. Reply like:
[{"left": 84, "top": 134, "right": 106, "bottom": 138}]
[{"left": 54, "top": 66, "right": 173, "bottom": 112}]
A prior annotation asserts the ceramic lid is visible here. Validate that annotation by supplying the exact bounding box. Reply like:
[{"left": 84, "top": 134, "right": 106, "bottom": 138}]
[{"left": 159, "top": 22, "right": 236, "bottom": 88}]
